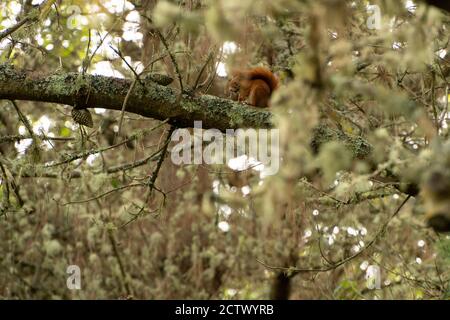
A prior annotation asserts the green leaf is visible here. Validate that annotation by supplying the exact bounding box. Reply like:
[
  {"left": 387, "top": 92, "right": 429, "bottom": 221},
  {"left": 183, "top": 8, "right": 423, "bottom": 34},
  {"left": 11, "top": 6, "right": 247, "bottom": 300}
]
[{"left": 59, "top": 127, "right": 71, "bottom": 137}]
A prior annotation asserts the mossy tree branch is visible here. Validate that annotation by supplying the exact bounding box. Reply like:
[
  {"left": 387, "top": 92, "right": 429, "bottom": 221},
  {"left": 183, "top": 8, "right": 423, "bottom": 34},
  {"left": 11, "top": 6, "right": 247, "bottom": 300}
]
[{"left": 0, "top": 64, "right": 272, "bottom": 131}]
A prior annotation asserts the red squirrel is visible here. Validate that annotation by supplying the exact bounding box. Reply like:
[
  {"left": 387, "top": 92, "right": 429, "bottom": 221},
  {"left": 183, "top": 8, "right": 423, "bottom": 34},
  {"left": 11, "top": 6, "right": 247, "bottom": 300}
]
[{"left": 226, "top": 67, "right": 279, "bottom": 108}]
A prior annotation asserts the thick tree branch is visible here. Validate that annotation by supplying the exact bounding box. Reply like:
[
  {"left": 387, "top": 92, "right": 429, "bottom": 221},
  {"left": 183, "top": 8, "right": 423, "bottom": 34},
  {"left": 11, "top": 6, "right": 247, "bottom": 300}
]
[{"left": 0, "top": 64, "right": 272, "bottom": 131}]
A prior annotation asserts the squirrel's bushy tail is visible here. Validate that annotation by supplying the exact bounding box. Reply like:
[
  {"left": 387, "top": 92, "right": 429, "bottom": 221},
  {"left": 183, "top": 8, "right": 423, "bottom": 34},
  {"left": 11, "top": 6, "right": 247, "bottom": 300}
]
[{"left": 247, "top": 67, "right": 279, "bottom": 92}]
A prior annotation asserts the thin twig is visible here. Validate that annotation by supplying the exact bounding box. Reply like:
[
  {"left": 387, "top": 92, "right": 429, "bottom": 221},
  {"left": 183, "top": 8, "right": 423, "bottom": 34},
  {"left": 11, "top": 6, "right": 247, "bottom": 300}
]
[
  {"left": 257, "top": 195, "right": 412, "bottom": 277},
  {"left": 107, "top": 229, "right": 132, "bottom": 296},
  {"left": 62, "top": 183, "right": 144, "bottom": 206},
  {"left": 147, "top": 126, "right": 175, "bottom": 189},
  {"left": 45, "top": 120, "right": 168, "bottom": 168},
  {"left": 120, "top": 126, "right": 175, "bottom": 226},
  {"left": 0, "top": 17, "right": 33, "bottom": 41},
  {"left": 141, "top": 15, "right": 184, "bottom": 92},
  {"left": 192, "top": 48, "right": 216, "bottom": 92},
  {"left": 0, "top": 134, "right": 74, "bottom": 144}
]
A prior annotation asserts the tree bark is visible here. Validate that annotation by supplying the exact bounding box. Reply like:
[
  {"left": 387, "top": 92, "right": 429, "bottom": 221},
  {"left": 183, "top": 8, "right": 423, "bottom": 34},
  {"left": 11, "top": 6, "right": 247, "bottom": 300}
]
[{"left": 422, "top": 0, "right": 450, "bottom": 12}]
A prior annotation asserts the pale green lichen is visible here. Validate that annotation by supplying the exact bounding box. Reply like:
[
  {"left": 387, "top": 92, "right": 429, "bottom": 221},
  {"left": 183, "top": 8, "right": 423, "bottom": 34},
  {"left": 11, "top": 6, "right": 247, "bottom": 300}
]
[{"left": 311, "top": 124, "right": 372, "bottom": 159}]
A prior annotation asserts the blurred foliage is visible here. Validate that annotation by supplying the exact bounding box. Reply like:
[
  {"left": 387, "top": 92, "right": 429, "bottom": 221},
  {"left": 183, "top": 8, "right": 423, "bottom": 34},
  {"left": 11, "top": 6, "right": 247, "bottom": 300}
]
[{"left": 0, "top": 0, "right": 449, "bottom": 299}]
